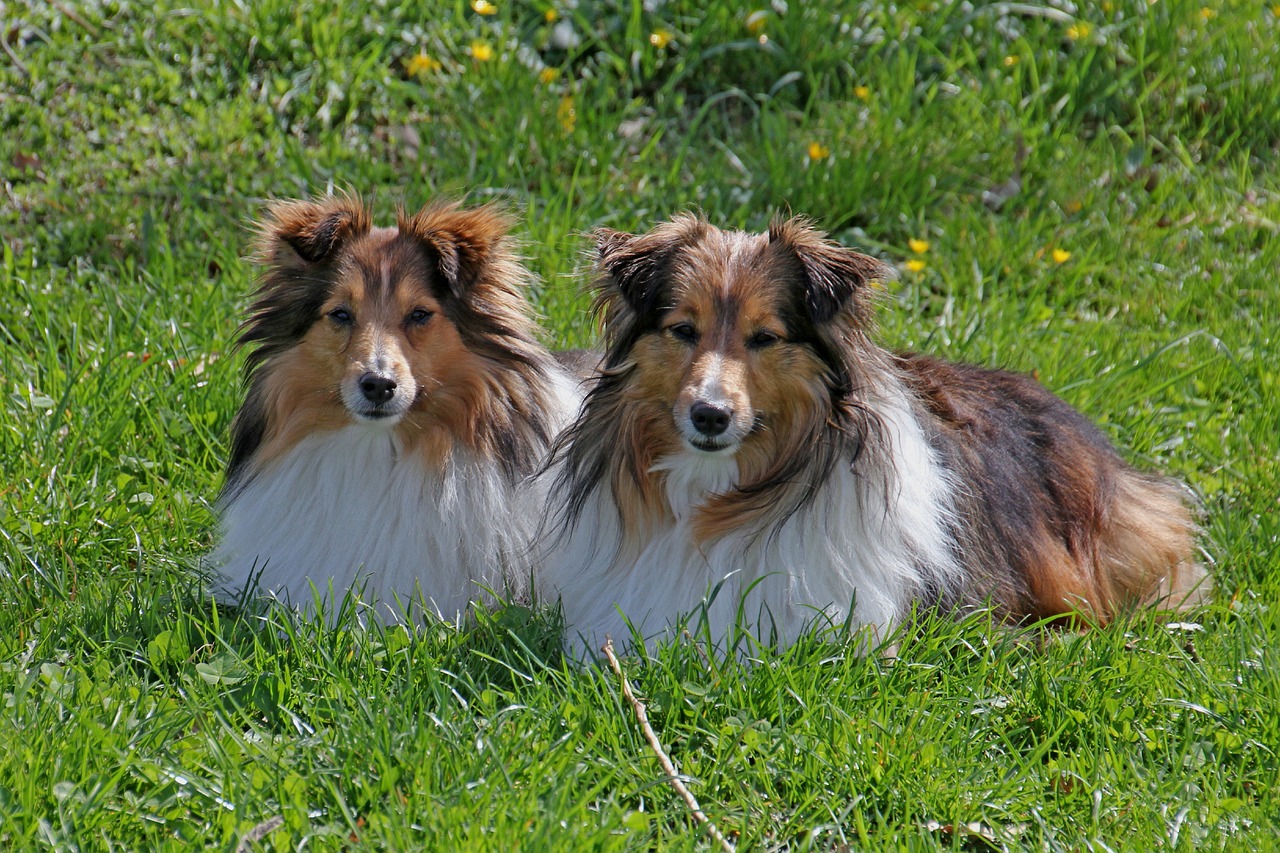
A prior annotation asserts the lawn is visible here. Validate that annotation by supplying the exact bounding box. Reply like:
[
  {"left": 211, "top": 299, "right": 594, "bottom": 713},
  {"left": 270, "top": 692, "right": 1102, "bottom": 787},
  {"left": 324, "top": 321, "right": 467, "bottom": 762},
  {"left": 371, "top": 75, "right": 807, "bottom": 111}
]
[{"left": 2, "top": 0, "right": 1278, "bottom": 849}]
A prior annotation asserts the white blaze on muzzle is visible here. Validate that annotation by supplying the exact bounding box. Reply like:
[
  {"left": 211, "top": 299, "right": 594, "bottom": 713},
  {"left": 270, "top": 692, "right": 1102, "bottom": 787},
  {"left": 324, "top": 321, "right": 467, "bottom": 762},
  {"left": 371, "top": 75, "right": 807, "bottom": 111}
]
[{"left": 678, "top": 351, "right": 749, "bottom": 451}]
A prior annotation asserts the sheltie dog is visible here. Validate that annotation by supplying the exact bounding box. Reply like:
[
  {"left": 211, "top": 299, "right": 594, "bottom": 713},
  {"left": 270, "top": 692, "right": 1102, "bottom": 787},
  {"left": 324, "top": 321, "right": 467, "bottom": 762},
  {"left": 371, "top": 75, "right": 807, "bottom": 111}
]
[
  {"left": 214, "top": 196, "right": 580, "bottom": 623},
  {"left": 540, "top": 214, "right": 1208, "bottom": 653}
]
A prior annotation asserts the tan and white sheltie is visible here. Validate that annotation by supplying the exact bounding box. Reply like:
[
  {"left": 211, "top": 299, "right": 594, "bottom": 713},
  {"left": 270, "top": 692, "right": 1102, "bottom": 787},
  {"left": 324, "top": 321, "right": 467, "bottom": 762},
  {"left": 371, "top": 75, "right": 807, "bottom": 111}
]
[
  {"left": 214, "top": 196, "right": 580, "bottom": 623},
  {"left": 540, "top": 214, "right": 1208, "bottom": 653}
]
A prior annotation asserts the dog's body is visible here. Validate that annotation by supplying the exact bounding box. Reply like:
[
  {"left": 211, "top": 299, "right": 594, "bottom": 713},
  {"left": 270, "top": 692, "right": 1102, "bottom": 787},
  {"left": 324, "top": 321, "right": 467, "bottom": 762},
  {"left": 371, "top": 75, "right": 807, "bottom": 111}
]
[
  {"left": 540, "top": 215, "right": 1207, "bottom": 652},
  {"left": 214, "top": 197, "right": 580, "bottom": 622}
]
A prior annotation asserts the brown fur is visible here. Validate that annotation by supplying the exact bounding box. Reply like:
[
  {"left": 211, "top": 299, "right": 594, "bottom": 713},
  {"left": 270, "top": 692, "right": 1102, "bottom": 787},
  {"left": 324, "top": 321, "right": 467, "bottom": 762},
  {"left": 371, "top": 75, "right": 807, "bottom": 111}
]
[{"left": 897, "top": 352, "right": 1210, "bottom": 624}]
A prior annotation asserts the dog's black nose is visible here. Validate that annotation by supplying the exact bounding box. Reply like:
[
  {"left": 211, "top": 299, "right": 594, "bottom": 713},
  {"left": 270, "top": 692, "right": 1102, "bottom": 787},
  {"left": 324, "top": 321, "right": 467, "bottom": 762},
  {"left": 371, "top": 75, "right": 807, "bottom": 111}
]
[
  {"left": 359, "top": 373, "right": 397, "bottom": 404},
  {"left": 690, "top": 401, "right": 731, "bottom": 436}
]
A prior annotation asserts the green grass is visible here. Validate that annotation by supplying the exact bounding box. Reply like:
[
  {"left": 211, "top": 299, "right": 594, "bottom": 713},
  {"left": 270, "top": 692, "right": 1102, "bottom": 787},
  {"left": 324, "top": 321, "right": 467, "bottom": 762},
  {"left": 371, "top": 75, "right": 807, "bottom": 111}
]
[{"left": 2, "top": 0, "right": 1278, "bottom": 848}]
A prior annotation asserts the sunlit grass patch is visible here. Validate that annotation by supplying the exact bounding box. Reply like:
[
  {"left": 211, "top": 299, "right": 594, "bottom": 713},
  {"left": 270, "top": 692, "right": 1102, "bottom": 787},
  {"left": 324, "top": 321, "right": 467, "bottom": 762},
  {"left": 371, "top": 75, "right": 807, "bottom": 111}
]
[{"left": 0, "top": 0, "right": 1277, "bottom": 848}]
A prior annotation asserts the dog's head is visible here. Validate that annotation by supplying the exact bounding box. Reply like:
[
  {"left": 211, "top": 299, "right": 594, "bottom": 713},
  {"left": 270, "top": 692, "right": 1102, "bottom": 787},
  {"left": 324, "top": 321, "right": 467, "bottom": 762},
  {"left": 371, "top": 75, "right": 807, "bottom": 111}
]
[
  {"left": 228, "top": 196, "right": 548, "bottom": 483},
  {"left": 592, "top": 214, "right": 892, "bottom": 461},
  {"left": 243, "top": 196, "right": 536, "bottom": 423}
]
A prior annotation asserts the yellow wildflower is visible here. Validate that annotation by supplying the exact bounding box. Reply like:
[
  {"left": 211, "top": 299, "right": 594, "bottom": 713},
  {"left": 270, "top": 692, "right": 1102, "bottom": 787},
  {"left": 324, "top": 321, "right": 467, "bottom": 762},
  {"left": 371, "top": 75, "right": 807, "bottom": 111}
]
[
  {"left": 1002, "top": 54, "right": 1019, "bottom": 67},
  {"left": 1066, "top": 22, "right": 1091, "bottom": 41},
  {"left": 472, "top": 0, "right": 498, "bottom": 15},
  {"left": 404, "top": 53, "right": 442, "bottom": 76},
  {"left": 1198, "top": 6, "right": 1214, "bottom": 20},
  {"left": 470, "top": 40, "right": 494, "bottom": 62},
  {"left": 558, "top": 96, "right": 576, "bottom": 133},
  {"left": 905, "top": 259, "right": 926, "bottom": 273},
  {"left": 746, "top": 10, "right": 768, "bottom": 35},
  {"left": 545, "top": 8, "right": 558, "bottom": 22},
  {"left": 539, "top": 67, "right": 559, "bottom": 85},
  {"left": 854, "top": 85, "right": 871, "bottom": 101},
  {"left": 807, "top": 142, "right": 830, "bottom": 160},
  {"left": 1273, "top": 4, "right": 1280, "bottom": 16},
  {"left": 1051, "top": 248, "right": 1071, "bottom": 264},
  {"left": 649, "top": 29, "right": 673, "bottom": 49},
  {"left": 908, "top": 238, "right": 930, "bottom": 254}
]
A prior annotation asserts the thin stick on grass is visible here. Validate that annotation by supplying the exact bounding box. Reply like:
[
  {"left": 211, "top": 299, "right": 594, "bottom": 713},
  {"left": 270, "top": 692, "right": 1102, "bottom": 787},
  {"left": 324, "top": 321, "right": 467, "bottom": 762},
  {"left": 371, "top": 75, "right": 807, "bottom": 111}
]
[
  {"left": 2, "top": 37, "right": 28, "bottom": 79},
  {"left": 235, "top": 815, "right": 283, "bottom": 853},
  {"left": 602, "top": 636, "right": 736, "bottom": 853}
]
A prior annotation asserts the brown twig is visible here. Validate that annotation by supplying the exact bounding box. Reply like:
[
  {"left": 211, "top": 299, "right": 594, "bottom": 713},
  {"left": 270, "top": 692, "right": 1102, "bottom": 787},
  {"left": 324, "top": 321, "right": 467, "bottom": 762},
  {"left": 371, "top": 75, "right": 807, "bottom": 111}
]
[
  {"left": 51, "top": 2, "right": 102, "bottom": 38},
  {"left": 602, "top": 637, "right": 736, "bottom": 853},
  {"left": 2, "top": 36, "right": 29, "bottom": 79},
  {"left": 235, "top": 815, "right": 284, "bottom": 853}
]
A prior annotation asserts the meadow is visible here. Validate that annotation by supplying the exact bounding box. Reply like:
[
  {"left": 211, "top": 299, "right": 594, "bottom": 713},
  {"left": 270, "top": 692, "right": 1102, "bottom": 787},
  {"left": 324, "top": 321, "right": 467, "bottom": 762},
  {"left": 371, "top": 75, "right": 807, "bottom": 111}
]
[{"left": 2, "top": 0, "right": 1278, "bottom": 849}]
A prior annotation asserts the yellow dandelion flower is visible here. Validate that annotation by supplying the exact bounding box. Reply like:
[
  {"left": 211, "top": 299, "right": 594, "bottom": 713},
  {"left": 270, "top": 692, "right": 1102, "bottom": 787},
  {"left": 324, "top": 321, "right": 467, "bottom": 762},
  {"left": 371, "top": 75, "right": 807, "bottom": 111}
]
[
  {"left": 404, "top": 53, "right": 442, "bottom": 76},
  {"left": 1066, "top": 22, "right": 1091, "bottom": 41},
  {"left": 539, "top": 67, "right": 559, "bottom": 85},
  {"left": 545, "top": 8, "right": 558, "bottom": 22},
  {"left": 905, "top": 259, "right": 926, "bottom": 273},
  {"left": 470, "top": 40, "right": 494, "bottom": 62},
  {"left": 1051, "top": 248, "right": 1071, "bottom": 264},
  {"left": 649, "top": 29, "right": 673, "bottom": 49},
  {"left": 746, "top": 10, "right": 768, "bottom": 35},
  {"left": 1002, "top": 54, "right": 1019, "bottom": 67},
  {"left": 1066, "top": 199, "right": 1083, "bottom": 214},
  {"left": 908, "top": 238, "right": 930, "bottom": 254},
  {"left": 1198, "top": 6, "right": 1214, "bottom": 20},
  {"left": 558, "top": 95, "right": 576, "bottom": 133},
  {"left": 1273, "top": 3, "right": 1280, "bottom": 16},
  {"left": 808, "top": 141, "right": 830, "bottom": 160},
  {"left": 854, "top": 85, "right": 871, "bottom": 101},
  {"left": 1102, "top": 0, "right": 1114, "bottom": 12},
  {"left": 472, "top": 0, "right": 498, "bottom": 15}
]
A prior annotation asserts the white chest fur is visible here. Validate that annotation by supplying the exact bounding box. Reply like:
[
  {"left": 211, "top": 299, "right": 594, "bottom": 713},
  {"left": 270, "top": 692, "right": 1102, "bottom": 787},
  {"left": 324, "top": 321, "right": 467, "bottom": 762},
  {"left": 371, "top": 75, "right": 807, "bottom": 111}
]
[
  {"left": 543, "top": 383, "right": 960, "bottom": 655},
  {"left": 214, "top": 425, "right": 528, "bottom": 623}
]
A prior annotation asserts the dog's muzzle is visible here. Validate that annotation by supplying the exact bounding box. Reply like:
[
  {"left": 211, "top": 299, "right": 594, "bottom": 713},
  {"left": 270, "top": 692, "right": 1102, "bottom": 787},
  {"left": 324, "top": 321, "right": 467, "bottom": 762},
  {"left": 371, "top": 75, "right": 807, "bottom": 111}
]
[
  {"left": 690, "top": 401, "right": 732, "bottom": 437},
  {"left": 348, "top": 370, "right": 407, "bottom": 421}
]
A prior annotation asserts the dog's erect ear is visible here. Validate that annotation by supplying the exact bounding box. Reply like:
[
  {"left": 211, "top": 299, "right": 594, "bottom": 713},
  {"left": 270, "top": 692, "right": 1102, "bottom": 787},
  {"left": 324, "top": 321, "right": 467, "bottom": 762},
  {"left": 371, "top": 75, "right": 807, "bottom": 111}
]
[
  {"left": 399, "top": 202, "right": 512, "bottom": 300},
  {"left": 257, "top": 197, "right": 371, "bottom": 266},
  {"left": 595, "top": 228, "right": 654, "bottom": 316},
  {"left": 594, "top": 215, "right": 706, "bottom": 319},
  {"left": 768, "top": 216, "right": 892, "bottom": 323}
]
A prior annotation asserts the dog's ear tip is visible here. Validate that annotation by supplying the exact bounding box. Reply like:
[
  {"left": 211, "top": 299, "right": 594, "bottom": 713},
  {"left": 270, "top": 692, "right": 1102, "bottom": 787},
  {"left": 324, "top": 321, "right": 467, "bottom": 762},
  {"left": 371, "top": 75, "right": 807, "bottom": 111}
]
[
  {"left": 769, "top": 218, "right": 887, "bottom": 321},
  {"left": 595, "top": 230, "right": 645, "bottom": 271},
  {"left": 256, "top": 197, "right": 370, "bottom": 264},
  {"left": 593, "top": 227, "right": 633, "bottom": 253},
  {"left": 399, "top": 201, "right": 514, "bottom": 296}
]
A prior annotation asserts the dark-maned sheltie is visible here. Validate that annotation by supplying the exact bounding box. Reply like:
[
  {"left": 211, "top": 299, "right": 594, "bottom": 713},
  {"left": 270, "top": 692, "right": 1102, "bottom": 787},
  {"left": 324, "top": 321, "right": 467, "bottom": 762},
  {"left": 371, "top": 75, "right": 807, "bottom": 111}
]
[
  {"left": 540, "top": 214, "right": 1208, "bottom": 653},
  {"left": 214, "top": 196, "right": 580, "bottom": 622}
]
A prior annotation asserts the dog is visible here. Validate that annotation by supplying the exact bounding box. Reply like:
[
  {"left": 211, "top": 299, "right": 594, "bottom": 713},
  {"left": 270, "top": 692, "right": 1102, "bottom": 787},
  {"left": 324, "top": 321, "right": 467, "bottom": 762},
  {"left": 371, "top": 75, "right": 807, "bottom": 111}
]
[
  {"left": 539, "top": 214, "right": 1208, "bottom": 653},
  {"left": 213, "top": 196, "right": 580, "bottom": 623}
]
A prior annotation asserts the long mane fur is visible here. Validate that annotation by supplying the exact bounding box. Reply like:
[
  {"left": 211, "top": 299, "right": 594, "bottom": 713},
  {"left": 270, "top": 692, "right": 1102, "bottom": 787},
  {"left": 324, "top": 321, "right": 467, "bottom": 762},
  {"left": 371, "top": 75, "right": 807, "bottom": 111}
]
[
  {"left": 545, "top": 214, "right": 897, "bottom": 552},
  {"left": 224, "top": 195, "right": 563, "bottom": 500}
]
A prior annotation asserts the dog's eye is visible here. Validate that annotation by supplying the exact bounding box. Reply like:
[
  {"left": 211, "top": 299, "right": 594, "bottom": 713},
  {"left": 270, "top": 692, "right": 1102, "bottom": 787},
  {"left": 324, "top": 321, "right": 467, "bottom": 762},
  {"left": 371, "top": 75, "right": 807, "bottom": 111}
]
[
  {"left": 328, "top": 307, "right": 354, "bottom": 325},
  {"left": 406, "top": 308, "right": 434, "bottom": 326},
  {"left": 668, "top": 322, "right": 698, "bottom": 343},
  {"left": 748, "top": 329, "right": 781, "bottom": 349}
]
